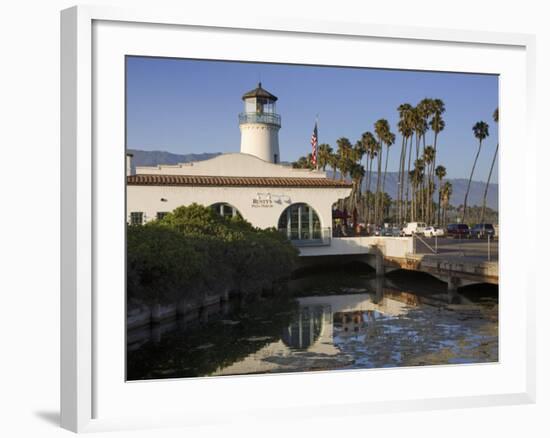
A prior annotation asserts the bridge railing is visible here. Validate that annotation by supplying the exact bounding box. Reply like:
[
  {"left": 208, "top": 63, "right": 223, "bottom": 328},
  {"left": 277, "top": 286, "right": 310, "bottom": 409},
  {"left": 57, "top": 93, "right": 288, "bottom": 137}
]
[
  {"left": 290, "top": 227, "right": 332, "bottom": 247},
  {"left": 412, "top": 233, "right": 438, "bottom": 254}
]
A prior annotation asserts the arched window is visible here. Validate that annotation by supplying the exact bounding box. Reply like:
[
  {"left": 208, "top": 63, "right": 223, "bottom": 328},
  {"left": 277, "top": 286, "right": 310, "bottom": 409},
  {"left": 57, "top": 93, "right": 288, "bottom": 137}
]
[
  {"left": 278, "top": 203, "right": 321, "bottom": 241},
  {"left": 210, "top": 202, "right": 242, "bottom": 219}
]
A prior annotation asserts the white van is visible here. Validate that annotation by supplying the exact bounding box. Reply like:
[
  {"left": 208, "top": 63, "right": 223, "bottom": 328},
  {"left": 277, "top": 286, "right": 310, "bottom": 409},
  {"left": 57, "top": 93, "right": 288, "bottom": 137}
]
[{"left": 401, "top": 222, "right": 427, "bottom": 236}]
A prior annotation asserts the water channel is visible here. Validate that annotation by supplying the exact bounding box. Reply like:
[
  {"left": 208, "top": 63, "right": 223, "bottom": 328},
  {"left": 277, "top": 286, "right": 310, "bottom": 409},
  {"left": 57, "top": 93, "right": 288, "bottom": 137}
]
[{"left": 127, "top": 267, "right": 498, "bottom": 380}]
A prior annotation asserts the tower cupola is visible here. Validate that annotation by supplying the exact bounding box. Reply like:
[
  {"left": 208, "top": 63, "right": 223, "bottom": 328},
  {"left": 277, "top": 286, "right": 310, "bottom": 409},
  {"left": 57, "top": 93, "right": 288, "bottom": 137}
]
[{"left": 239, "top": 83, "right": 281, "bottom": 163}]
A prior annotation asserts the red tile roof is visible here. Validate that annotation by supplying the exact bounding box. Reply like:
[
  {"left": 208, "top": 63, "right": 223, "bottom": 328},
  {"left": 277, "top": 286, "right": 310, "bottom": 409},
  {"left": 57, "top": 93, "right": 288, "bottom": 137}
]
[{"left": 127, "top": 174, "right": 352, "bottom": 188}]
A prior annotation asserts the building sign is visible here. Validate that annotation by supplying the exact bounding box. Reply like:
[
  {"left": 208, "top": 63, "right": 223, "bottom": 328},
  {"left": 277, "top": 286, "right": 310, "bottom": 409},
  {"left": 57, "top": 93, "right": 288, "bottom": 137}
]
[
  {"left": 252, "top": 198, "right": 274, "bottom": 208},
  {"left": 252, "top": 193, "right": 291, "bottom": 208}
]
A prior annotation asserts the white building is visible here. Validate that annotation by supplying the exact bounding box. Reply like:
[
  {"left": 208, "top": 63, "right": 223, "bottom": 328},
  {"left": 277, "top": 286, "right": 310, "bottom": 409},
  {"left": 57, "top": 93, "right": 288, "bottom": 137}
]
[{"left": 127, "top": 83, "right": 352, "bottom": 244}]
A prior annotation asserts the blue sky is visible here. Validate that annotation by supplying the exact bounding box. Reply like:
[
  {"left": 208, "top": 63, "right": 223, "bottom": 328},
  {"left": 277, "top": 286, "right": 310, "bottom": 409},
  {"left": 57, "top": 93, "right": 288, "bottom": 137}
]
[{"left": 126, "top": 57, "right": 498, "bottom": 181}]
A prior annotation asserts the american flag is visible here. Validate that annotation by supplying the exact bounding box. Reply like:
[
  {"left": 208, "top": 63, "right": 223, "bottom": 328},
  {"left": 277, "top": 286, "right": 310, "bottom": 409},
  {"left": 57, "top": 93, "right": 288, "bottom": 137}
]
[{"left": 311, "top": 122, "right": 318, "bottom": 167}]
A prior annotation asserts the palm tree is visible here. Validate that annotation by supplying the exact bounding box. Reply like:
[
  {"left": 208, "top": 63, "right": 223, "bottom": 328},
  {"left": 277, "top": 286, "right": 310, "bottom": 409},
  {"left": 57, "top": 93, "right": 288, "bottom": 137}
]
[
  {"left": 362, "top": 132, "right": 377, "bottom": 194},
  {"left": 338, "top": 157, "right": 353, "bottom": 182},
  {"left": 405, "top": 106, "right": 423, "bottom": 221},
  {"left": 317, "top": 143, "right": 333, "bottom": 172},
  {"left": 429, "top": 100, "right": 446, "bottom": 154},
  {"left": 349, "top": 163, "right": 366, "bottom": 211},
  {"left": 374, "top": 119, "right": 390, "bottom": 224},
  {"left": 417, "top": 98, "right": 433, "bottom": 152},
  {"left": 429, "top": 100, "right": 445, "bottom": 221},
  {"left": 381, "top": 130, "right": 395, "bottom": 205},
  {"left": 352, "top": 140, "right": 366, "bottom": 196},
  {"left": 292, "top": 156, "right": 311, "bottom": 169},
  {"left": 307, "top": 153, "right": 314, "bottom": 168},
  {"left": 423, "top": 146, "right": 435, "bottom": 223},
  {"left": 463, "top": 121, "right": 489, "bottom": 222},
  {"left": 435, "top": 165, "right": 447, "bottom": 225},
  {"left": 441, "top": 181, "right": 453, "bottom": 226},
  {"left": 336, "top": 137, "right": 353, "bottom": 180},
  {"left": 414, "top": 103, "right": 429, "bottom": 159},
  {"left": 397, "top": 103, "right": 414, "bottom": 224},
  {"left": 479, "top": 108, "right": 499, "bottom": 224},
  {"left": 410, "top": 158, "right": 425, "bottom": 221},
  {"left": 362, "top": 132, "right": 378, "bottom": 224},
  {"left": 328, "top": 153, "right": 339, "bottom": 179},
  {"left": 408, "top": 170, "right": 416, "bottom": 221}
]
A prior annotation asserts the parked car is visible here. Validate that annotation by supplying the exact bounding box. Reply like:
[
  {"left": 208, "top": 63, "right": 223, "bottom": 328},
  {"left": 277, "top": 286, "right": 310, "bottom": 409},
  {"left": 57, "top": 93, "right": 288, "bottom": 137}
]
[
  {"left": 446, "top": 223, "right": 470, "bottom": 238},
  {"left": 381, "top": 226, "right": 401, "bottom": 237},
  {"left": 401, "top": 222, "right": 427, "bottom": 236},
  {"left": 469, "top": 223, "right": 496, "bottom": 239},
  {"left": 423, "top": 226, "right": 445, "bottom": 237}
]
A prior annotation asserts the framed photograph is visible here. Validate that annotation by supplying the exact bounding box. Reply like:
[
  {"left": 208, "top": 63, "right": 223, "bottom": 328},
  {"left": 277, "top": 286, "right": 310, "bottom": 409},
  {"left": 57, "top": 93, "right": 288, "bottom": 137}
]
[{"left": 61, "top": 5, "right": 536, "bottom": 433}]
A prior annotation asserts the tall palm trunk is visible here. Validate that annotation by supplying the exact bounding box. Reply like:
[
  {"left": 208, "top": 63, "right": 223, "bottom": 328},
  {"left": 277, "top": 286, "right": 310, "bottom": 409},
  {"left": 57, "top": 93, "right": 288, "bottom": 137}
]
[
  {"left": 426, "top": 168, "right": 433, "bottom": 224},
  {"left": 366, "top": 154, "right": 374, "bottom": 223},
  {"left": 397, "top": 137, "right": 405, "bottom": 224},
  {"left": 430, "top": 130, "right": 439, "bottom": 223},
  {"left": 421, "top": 176, "right": 425, "bottom": 222},
  {"left": 411, "top": 181, "right": 416, "bottom": 221},
  {"left": 420, "top": 132, "right": 430, "bottom": 222},
  {"left": 437, "top": 177, "right": 443, "bottom": 226},
  {"left": 437, "top": 190, "right": 441, "bottom": 226},
  {"left": 425, "top": 161, "right": 431, "bottom": 223},
  {"left": 375, "top": 153, "right": 381, "bottom": 224},
  {"left": 463, "top": 140, "right": 483, "bottom": 222},
  {"left": 382, "top": 145, "right": 390, "bottom": 206},
  {"left": 399, "top": 136, "right": 408, "bottom": 224},
  {"left": 404, "top": 136, "right": 413, "bottom": 222},
  {"left": 375, "top": 143, "right": 383, "bottom": 225},
  {"left": 479, "top": 143, "right": 498, "bottom": 223},
  {"left": 365, "top": 156, "right": 371, "bottom": 193}
]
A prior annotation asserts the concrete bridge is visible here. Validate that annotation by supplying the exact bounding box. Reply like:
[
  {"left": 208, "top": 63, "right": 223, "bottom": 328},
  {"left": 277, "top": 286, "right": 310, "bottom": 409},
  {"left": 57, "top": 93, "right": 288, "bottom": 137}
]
[{"left": 297, "top": 236, "right": 498, "bottom": 291}]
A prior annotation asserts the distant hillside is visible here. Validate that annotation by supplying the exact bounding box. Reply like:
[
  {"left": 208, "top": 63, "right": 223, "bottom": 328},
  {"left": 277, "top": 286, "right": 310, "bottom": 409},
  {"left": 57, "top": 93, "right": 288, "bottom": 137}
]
[
  {"left": 326, "top": 170, "right": 498, "bottom": 211},
  {"left": 128, "top": 150, "right": 498, "bottom": 210},
  {"left": 128, "top": 149, "right": 221, "bottom": 173}
]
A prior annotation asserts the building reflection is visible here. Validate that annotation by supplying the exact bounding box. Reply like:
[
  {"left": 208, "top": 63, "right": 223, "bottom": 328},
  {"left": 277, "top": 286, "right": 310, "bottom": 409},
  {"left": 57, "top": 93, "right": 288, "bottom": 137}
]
[
  {"left": 281, "top": 305, "right": 328, "bottom": 350},
  {"left": 212, "top": 278, "right": 423, "bottom": 375}
]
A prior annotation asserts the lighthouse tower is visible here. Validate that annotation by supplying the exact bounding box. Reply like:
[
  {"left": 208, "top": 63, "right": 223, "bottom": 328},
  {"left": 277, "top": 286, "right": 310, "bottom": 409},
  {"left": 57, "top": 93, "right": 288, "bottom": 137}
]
[{"left": 239, "top": 83, "right": 281, "bottom": 163}]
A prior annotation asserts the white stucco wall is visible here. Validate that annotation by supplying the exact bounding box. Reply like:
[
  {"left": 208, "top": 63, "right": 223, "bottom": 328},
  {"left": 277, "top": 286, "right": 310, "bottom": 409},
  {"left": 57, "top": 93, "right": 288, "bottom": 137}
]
[
  {"left": 129, "top": 153, "right": 351, "bottom": 230},
  {"left": 298, "top": 236, "right": 414, "bottom": 258},
  {"left": 127, "top": 184, "right": 351, "bottom": 230}
]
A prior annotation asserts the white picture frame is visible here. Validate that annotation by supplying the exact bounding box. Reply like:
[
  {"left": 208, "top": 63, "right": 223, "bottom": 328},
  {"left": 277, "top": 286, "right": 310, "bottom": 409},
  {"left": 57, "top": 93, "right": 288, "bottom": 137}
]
[{"left": 60, "top": 4, "right": 536, "bottom": 433}]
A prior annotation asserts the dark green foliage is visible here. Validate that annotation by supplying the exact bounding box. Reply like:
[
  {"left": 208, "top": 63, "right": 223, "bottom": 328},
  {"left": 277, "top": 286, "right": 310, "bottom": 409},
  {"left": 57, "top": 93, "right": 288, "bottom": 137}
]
[
  {"left": 127, "top": 295, "right": 298, "bottom": 379},
  {"left": 127, "top": 204, "right": 299, "bottom": 306},
  {"left": 126, "top": 225, "right": 205, "bottom": 306}
]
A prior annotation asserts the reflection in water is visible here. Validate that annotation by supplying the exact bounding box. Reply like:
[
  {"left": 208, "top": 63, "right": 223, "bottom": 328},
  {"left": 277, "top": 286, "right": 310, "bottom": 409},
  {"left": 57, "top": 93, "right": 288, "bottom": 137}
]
[
  {"left": 127, "top": 273, "right": 498, "bottom": 380},
  {"left": 281, "top": 306, "right": 326, "bottom": 350}
]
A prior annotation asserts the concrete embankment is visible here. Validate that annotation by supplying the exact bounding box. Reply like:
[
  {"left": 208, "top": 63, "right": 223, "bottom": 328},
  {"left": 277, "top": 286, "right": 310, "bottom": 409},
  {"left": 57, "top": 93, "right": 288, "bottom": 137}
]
[{"left": 127, "top": 291, "right": 228, "bottom": 330}]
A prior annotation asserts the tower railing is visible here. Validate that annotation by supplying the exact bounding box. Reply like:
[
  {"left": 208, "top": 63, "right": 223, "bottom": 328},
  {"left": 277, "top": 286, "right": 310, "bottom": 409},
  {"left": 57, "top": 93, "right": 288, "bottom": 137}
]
[{"left": 239, "top": 112, "right": 281, "bottom": 127}]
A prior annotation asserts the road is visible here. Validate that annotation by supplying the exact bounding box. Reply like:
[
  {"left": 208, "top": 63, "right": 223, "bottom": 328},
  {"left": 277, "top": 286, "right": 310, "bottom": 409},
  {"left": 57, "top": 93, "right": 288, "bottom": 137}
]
[{"left": 413, "top": 236, "right": 498, "bottom": 262}]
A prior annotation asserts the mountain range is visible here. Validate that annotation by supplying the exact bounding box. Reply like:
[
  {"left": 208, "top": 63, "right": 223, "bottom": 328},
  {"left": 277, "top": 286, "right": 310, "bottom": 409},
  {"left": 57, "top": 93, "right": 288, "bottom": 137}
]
[{"left": 128, "top": 149, "right": 498, "bottom": 210}]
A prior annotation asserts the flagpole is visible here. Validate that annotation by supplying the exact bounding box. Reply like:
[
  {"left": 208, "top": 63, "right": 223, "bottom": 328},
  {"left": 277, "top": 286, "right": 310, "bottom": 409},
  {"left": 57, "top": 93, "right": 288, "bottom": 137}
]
[{"left": 315, "top": 114, "right": 319, "bottom": 171}]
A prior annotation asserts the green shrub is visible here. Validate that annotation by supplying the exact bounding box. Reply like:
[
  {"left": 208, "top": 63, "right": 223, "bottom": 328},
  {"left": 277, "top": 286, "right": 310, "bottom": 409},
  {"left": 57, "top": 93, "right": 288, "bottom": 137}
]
[{"left": 127, "top": 204, "right": 299, "bottom": 306}]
